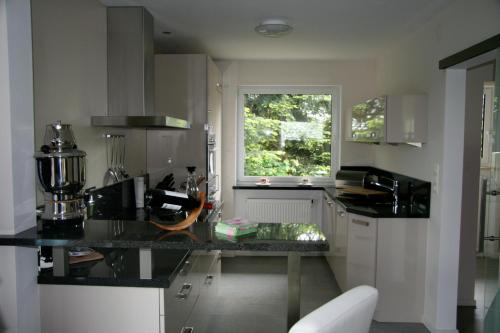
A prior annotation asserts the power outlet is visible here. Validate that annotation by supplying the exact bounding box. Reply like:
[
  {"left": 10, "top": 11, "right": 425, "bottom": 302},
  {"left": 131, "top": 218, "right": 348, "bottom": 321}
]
[{"left": 433, "top": 164, "right": 439, "bottom": 194}]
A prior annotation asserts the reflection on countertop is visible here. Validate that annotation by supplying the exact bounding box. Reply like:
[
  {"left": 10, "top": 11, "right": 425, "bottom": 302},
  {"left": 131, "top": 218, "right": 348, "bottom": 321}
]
[{"left": 0, "top": 219, "right": 328, "bottom": 253}]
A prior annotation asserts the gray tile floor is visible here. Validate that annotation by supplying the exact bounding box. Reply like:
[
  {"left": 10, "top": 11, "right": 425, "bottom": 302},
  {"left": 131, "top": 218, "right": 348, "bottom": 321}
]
[
  {"left": 206, "top": 255, "right": 430, "bottom": 333},
  {"left": 457, "top": 256, "right": 500, "bottom": 333}
]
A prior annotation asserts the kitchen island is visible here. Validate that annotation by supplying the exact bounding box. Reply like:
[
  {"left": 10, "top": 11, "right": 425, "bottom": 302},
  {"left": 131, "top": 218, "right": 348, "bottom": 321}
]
[{"left": 0, "top": 216, "right": 327, "bottom": 332}]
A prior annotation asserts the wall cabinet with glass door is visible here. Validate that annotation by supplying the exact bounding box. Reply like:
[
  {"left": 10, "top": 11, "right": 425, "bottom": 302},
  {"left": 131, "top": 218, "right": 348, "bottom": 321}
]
[{"left": 349, "top": 94, "right": 427, "bottom": 144}]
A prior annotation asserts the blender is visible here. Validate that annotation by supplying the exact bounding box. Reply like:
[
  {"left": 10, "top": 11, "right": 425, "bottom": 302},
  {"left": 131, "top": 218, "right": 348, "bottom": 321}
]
[{"left": 35, "top": 121, "right": 87, "bottom": 227}]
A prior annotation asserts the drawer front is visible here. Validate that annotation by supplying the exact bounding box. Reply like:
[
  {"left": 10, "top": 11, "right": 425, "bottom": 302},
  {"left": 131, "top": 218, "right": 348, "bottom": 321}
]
[
  {"left": 347, "top": 215, "right": 377, "bottom": 288},
  {"left": 163, "top": 254, "right": 201, "bottom": 333},
  {"left": 184, "top": 251, "right": 221, "bottom": 333},
  {"left": 163, "top": 251, "right": 220, "bottom": 333}
]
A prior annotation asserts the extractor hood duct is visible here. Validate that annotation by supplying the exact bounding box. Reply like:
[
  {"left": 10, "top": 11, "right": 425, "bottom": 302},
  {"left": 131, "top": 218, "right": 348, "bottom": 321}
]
[{"left": 91, "top": 7, "right": 190, "bottom": 129}]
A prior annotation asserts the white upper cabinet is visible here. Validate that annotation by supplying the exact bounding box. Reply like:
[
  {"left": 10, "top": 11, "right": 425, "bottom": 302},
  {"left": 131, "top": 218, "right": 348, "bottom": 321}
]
[
  {"left": 386, "top": 94, "right": 427, "bottom": 143},
  {"left": 349, "top": 94, "right": 427, "bottom": 145},
  {"left": 207, "top": 58, "right": 222, "bottom": 113}
]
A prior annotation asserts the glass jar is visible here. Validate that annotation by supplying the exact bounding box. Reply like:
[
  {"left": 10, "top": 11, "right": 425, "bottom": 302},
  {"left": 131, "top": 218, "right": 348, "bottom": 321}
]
[{"left": 186, "top": 166, "right": 199, "bottom": 199}]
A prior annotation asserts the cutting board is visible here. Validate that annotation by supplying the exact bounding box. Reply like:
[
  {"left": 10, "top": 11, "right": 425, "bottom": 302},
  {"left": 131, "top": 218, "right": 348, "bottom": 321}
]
[{"left": 336, "top": 186, "right": 389, "bottom": 196}]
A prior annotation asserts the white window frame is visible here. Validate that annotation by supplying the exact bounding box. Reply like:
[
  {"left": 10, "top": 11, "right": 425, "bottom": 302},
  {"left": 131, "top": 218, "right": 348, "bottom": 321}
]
[{"left": 237, "top": 85, "right": 341, "bottom": 185}]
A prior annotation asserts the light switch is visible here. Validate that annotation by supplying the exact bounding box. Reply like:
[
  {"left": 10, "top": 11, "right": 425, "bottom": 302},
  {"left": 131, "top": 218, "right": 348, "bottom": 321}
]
[{"left": 433, "top": 164, "right": 439, "bottom": 194}]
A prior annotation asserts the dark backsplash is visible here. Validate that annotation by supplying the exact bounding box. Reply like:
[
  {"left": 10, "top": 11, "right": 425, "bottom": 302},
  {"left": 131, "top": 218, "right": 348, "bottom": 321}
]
[{"left": 340, "top": 166, "right": 431, "bottom": 210}]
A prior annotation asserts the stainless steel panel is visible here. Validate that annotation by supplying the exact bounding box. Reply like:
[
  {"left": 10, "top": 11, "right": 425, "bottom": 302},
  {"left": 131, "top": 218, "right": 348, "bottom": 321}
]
[
  {"left": 143, "top": 8, "right": 155, "bottom": 116},
  {"left": 53, "top": 247, "right": 69, "bottom": 277},
  {"left": 107, "top": 7, "right": 145, "bottom": 117},
  {"left": 287, "top": 252, "right": 301, "bottom": 330},
  {"left": 101, "top": 7, "right": 190, "bottom": 129},
  {"left": 139, "top": 248, "right": 153, "bottom": 279},
  {"left": 91, "top": 116, "right": 191, "bottom": 129}
]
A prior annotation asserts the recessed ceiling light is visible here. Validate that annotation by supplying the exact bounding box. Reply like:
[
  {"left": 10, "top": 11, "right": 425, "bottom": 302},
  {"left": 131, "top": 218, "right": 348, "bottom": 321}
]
[{"left": 255, "top": 19, "right": 293, "bottom": 37}]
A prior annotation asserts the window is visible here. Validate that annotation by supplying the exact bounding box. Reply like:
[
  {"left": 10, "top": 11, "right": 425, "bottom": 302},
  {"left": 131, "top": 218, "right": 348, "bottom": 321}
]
[{"left": 237, "top": 86, "right": 340, "bottom": 184}]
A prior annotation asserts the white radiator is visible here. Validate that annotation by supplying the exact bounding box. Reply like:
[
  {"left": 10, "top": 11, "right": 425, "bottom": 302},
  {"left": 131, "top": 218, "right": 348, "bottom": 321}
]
[{"left": 245, "top": 199, "right": 312, "bottom": 223}]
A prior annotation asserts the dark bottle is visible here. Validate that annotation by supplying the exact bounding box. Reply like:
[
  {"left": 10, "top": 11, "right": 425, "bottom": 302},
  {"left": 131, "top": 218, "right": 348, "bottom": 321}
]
[{"left": 145, "top": 189, "right": 200, "bottom": 211}]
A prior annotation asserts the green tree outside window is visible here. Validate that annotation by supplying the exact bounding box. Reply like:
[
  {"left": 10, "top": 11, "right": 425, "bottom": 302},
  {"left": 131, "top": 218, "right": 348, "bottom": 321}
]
[{"left": 243, "top": 94, "right": 332, "bottom": 177}]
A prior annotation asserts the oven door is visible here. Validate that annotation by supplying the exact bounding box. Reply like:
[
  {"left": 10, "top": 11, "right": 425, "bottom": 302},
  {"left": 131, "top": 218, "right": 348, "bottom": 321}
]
[{"left": 208, "top": 144, "right": 216, "bottom": 181}]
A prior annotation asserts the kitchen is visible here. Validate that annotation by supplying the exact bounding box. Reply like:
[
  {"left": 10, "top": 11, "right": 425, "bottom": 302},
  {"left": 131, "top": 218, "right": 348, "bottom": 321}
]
[{"left": 1, "top": 1, "right": 500, "bottom": 333}]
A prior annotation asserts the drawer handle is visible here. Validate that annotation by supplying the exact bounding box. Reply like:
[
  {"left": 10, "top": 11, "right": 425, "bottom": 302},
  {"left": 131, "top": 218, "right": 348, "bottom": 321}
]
[
  {"left": 181, "top": 327, "right": 194, "bottom": 333},
  {"left": 352, "top": 219, "right": 369, "bottom": 227},
  {"left": 179, "top": 260, "right": 191, "bottom": 276},
  {"left": 204, "top": 275, "right": 214, "bottom": 285},
  {"left": 176, "top": 283, "right": 193, "bottom": 299}
]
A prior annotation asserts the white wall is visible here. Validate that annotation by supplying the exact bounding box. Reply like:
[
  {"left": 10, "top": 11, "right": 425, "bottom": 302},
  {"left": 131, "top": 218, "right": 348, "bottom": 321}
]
[
  {"left": 219, "top": 59, "right": 377, "bottom": 218},
  {"left": 373, "top": 0, "right": 500, "bottom": 331},
  {"left": 31, "top": 0, "right": 147, "bottom": 198},
  {"left": 0, "top": 0, "right": 40, "bottom": 332}
]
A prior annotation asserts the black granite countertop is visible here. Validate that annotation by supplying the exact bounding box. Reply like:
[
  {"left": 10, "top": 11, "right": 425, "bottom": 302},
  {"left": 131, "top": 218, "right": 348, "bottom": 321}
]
[
  {"left": 38, "top": 248, "right": 190, "bottom": 288},
  {"left": 0, "top": 218, "right": 328, "bottom": 252},
  {"left": 234, "top": 184, "right": 429, "bottom": 218},
  {"left": 0, "top": 180, "right": 327, "bottom": 288}
]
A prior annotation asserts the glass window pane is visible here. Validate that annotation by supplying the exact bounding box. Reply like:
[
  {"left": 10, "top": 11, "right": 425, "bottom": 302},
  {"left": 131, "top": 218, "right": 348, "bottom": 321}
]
[{"left": 243, "top": 93, "right": 332, "bottom": 177}]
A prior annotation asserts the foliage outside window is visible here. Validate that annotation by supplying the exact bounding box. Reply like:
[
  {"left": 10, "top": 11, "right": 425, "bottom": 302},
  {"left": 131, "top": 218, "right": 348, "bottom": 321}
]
[
  {"left": 351, "top": 96, "right": 385, "bottom": 141},
  {"left": 238, "top": 86, "right": 339, "bottom": 183}
]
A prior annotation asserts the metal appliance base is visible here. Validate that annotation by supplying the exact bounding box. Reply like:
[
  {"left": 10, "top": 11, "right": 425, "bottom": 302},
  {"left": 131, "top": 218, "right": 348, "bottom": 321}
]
[
  {"left": 42, "top": 197, "right": 85, "bottom": 222},
  {"left": 287, "top": 252, "right": 301, "bottom": 330}
]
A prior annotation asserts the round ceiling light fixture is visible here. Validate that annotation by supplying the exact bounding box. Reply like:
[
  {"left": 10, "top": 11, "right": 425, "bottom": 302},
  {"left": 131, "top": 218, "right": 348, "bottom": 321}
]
[{"left": 255, "top": 19, "right": 293, "bottom": 37}]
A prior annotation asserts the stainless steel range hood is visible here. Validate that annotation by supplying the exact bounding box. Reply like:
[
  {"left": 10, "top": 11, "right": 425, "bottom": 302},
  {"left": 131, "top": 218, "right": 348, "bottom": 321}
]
[{"left": 91, "top": 7, "right": 190, "bottom": 129}]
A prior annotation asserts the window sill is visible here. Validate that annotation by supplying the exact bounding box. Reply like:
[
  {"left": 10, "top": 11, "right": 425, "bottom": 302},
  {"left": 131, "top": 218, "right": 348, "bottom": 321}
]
[{"left": 232, "top": 184, "right": 332, "bottom": 190}]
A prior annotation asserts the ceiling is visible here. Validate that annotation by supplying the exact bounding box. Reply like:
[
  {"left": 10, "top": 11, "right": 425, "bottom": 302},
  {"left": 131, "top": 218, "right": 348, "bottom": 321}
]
[{"left": 101, "top": 0, "right": 455, "bottom": 60}]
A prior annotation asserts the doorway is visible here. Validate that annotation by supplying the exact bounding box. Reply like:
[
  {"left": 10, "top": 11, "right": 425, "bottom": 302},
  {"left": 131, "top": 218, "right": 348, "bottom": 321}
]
[{"left": 457, "top": 52, "right": 499, "bottom": 333}]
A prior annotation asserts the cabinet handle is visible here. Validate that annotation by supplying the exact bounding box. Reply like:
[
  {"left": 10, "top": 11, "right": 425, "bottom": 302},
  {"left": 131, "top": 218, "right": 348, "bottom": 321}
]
[
  {"left": 179, "top": 260, "right": 191, "bottom": 276},
  {"left": 204, "top": 275, "right": 214, "bottom": 285},
  {"left": 351, "top": 219, "right": 369, "bottom": 227},
  {"left": 176, "top": 283, "right": 193, "bottom": 299},
  {"left": 181, "top": 327, "right": 194, "bottom": 333}
]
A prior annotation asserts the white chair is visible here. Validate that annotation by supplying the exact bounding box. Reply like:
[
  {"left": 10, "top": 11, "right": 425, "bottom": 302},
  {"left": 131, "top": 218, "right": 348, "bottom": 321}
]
[{"left": 288, "top": 285, "right": 378, "bottom": 333}]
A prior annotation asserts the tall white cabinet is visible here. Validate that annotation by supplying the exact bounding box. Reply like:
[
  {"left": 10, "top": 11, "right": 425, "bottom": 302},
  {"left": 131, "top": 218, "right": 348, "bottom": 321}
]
[{"left": 148, "top": 54, "right": 222, "bottom": 201}]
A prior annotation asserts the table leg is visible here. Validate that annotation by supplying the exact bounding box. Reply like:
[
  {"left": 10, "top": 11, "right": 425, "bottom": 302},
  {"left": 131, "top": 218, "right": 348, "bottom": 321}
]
[
  {"left": 139, "top": 248, "right": 153, "bottom": 279},
  {"left": 53, "top": 247, "right": 69, "bottom": 277},
  {"left": 287, "top": 252, "right": 301, "bottom": 330}
]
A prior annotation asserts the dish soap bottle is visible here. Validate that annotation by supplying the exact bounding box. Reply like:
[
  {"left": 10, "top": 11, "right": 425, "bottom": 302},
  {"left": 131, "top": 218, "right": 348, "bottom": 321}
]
[{"left": 186, "top": 166, "right": 199, "bottom": 199}]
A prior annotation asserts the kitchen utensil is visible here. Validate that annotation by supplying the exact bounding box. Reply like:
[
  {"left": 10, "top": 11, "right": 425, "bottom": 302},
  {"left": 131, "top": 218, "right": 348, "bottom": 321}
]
[
  {"left": 103, "top": 134, "right": 127, "bottom": 186},
  {"left": 118, "top": 136, "right": 128, "bottom": 179},
  {"left": 111, "top": 135, "right": 121, "bottom": 181},
  {"left": 156, "top": 173, "right": 175, "bottom": 191}
]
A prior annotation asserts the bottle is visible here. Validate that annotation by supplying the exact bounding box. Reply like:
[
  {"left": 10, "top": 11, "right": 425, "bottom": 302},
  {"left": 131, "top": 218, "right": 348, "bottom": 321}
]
[
  {"left": 186, "top": 166, "right": 199, "bottom": 199},
  {"left": 145, "top": 189, "right": 200, "bottom": 211}
]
